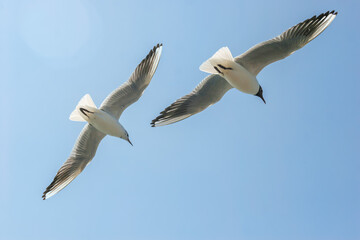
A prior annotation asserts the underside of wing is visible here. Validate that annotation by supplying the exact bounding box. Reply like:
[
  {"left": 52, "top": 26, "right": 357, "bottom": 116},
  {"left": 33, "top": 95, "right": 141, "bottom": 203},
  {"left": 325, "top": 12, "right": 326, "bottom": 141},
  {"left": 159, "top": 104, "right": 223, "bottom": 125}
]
[
  {"left": 42, "top": 156, "right": 87, "bottom": 200},
  {"left": 151, "top": 74, "right": 233, "bottom": 127},
  {"left": 100, "top": 44, "right": 163, "bottom": 119},
  {"left": 235, "top": 11, "right": 337, "bottom": 76},
  {"left": 42, "top": 125, "right": 105, "bottom": 200}
]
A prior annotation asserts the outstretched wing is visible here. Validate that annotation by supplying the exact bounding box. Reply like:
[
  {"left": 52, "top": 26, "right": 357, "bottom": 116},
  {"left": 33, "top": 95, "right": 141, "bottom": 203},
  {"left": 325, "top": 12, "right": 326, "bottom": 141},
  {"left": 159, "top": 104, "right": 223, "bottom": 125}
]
[
  {"left": 100, "top": 44, "right": 163, "bottom": 119},
  {"left": 151, "top": 74, "right": 233, "bottom": 127},
  {"left": 42, "top": 124, "right": 105, "bottom": 200},
  {"left": 235, "top": 11, "right": 337, "bottom": 76}
]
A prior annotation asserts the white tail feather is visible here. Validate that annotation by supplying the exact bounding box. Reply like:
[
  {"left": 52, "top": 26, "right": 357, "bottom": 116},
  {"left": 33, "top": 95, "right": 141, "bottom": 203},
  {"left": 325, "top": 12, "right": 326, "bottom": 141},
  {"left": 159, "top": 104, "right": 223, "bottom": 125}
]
[
  {"left": 211, "top": 46, "right": 233, "bottom": 61},
  {"left": 69, "top": 94, "right": 97, "bottom": 122},
  {"left": 199, "top": 47, "right": 234, "bottom": 74}
]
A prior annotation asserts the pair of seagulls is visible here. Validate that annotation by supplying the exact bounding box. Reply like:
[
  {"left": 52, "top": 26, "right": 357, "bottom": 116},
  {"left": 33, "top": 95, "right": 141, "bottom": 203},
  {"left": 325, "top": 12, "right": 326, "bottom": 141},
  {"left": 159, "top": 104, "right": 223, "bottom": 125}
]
[{"left": 43, "top": 11, "right": 337, "bottom": 200}]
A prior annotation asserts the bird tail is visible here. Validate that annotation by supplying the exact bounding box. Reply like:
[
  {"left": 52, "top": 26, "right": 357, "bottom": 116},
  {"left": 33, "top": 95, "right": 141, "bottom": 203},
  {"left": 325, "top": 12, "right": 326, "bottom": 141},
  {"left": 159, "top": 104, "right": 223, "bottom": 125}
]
[
  {"left": 69, "top": 94, "right": 97, "bottom": 122},
  {"left": 199, "top": 47, "right": 234, "bottom": 74}
]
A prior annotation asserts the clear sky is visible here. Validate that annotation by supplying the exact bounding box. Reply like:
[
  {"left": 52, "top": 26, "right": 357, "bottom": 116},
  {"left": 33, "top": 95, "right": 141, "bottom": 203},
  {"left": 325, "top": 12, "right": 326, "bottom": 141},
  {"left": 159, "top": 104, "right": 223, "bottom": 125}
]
[{"left": 0, "top": 0, "right": 359, "bottom": 239}]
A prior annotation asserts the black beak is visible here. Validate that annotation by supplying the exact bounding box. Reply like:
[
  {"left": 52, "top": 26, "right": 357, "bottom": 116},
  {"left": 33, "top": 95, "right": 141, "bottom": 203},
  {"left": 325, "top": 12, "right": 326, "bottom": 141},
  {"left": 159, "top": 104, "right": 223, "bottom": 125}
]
[
  {"left": 127, "top": 138, "right": 133, "bottom": 146},
  {"left": 259, "top": 94, "right": 266, "bottom": 104},
  {"left": 255, "top": 86, "right": 266, "bottom": 104}
]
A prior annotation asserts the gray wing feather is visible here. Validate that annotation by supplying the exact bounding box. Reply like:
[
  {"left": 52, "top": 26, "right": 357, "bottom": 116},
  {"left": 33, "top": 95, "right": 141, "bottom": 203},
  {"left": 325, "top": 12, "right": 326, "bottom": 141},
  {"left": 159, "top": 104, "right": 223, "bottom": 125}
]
[
  {"left": 235, "top": 11, "right": 337, "bottom": 76},
  {"left": 151, "top": 74, "right": 233, "bottom": 127},
  {"left": 100, "top": 44, "right": 163, "bottom": 119},
  {"left": 42, "top": 124, "right": 105, "bottom": 200}
]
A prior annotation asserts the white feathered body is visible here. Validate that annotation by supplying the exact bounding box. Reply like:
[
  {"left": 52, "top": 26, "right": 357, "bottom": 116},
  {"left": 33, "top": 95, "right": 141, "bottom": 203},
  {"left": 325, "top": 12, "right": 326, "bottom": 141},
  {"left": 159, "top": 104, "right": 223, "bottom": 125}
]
[
  {"left": 69, "top": 94, "right": 126, "bottom": 138},
  {"left": 81, "top": 107, "right": 126, "bottom": 138},
  {"left": 199, "top": 47, "right": 260, "bottom": 95},
  {"left": 218, "top": 59, "right": 259, "bottom": 95}
]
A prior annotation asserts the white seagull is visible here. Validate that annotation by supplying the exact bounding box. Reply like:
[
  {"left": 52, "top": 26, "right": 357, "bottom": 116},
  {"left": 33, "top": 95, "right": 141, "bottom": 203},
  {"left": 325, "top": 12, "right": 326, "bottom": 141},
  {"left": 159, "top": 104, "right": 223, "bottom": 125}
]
[
  {"left": 43, "top": 44, "right": 162, "bottom": 200},
  {"left": 151, "top": 11, "right": 337, "bottom": 127}
]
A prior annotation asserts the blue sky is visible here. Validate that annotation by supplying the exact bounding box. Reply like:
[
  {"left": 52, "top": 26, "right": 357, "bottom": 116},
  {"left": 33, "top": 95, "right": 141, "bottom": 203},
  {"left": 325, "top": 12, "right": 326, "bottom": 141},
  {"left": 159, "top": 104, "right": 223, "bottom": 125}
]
[{"left": 0, "top": 0, "right": 359, "bottom": 239}]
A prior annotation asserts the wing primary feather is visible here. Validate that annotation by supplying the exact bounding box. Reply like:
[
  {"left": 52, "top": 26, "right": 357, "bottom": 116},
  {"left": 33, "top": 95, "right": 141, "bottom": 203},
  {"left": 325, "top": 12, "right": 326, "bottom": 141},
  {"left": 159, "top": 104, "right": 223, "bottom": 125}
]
[
  {"left": 151, "top": 75, "right": 233, "bottom": 127},
  {"left": 234, "top": 11, "right": 337, "bottom": 75},
  {"left": 42, "top": 125, "right": 105, "bottom": 200},
  {"left": 100, "top": 44, "right": 163, "bottom": 119}
]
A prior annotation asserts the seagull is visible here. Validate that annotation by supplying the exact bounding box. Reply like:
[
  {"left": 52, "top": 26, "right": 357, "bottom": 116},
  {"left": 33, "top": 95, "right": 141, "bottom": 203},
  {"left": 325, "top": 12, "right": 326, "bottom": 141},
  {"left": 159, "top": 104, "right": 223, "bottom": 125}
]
[
  {"left": 151, "top": 11, "right": 337, "bottom": 127},
  {"left": 43, "top": 44, "right": 162, "bottom": 200}
]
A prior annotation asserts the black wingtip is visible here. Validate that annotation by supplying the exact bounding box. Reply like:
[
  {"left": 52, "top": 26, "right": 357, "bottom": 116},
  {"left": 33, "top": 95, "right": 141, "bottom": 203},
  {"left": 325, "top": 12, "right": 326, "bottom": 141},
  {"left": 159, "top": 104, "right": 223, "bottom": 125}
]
[
  {"left": 150, "top": 118, "right": 158, "bottom": 127},
  {"left": 154, "top": 43, "right": 163, "bottom": 50},
  {"left": 151, "top": 43, "right": 162, "bottom": 54},
  {"left": 329, "top": 10, "right": 338, "bottom": 15},
  {"left": 148, "top": 43, "right": 163, "bottom": 56}
]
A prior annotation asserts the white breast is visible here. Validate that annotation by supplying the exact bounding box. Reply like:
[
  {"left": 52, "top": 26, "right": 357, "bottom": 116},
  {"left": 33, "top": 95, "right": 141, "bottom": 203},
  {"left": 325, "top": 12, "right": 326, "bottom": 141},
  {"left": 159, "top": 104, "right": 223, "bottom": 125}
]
[
  {"left": 222, "top": 60, "right": 259, "bottom": 95},
  {"left": 84, "top": 107, "right": 126, "bottom": 138}
]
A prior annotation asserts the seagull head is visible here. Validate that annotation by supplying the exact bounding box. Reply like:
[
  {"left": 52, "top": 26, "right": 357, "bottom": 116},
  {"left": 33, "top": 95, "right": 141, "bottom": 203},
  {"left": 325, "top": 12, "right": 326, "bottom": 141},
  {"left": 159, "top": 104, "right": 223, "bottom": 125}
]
[
  {"left": 255, "top": 85, "right": 266, "bottom": 104},
  {"left": 119, "top": 130, "right": 133, "bottom": 146}
]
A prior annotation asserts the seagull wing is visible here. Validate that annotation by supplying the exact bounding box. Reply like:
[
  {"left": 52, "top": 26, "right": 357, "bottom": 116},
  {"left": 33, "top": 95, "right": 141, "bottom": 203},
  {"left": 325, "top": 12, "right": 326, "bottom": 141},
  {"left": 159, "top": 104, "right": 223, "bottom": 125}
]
[
  {"left": 100, "top": 44, "right": 163, "bottom": 119},
  {"left": 235, "top": 11, "right": 337, "bottom": 76},
  {"left": 42, "top": 124, "right": 106, "bottom": 200},
  {"left": 151, "top": 74, "right": 233, "bottom": 127}
]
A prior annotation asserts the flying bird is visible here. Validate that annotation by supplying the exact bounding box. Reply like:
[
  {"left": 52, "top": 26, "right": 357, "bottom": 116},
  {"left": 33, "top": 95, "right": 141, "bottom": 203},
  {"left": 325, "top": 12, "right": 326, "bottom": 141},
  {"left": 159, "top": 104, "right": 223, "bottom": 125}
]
[
  {"left": 43, "top": 44, "right": 162, "bottom": 200},
  {"left": 151, "top": 11, "right": 337, "bottom": 127}
]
